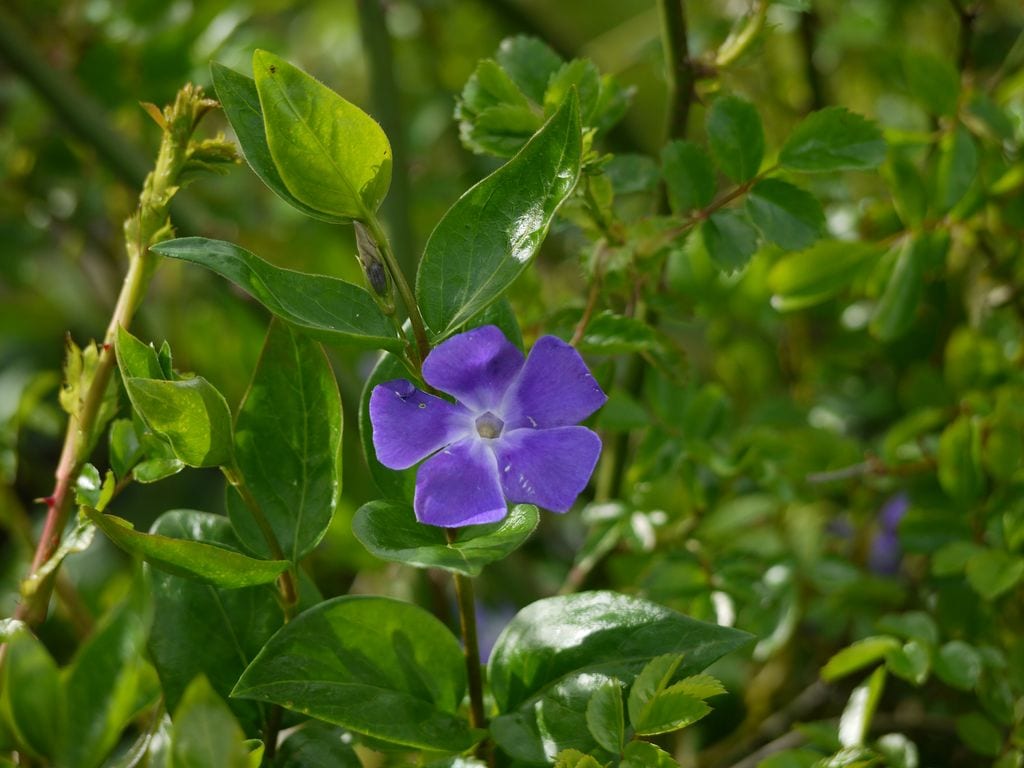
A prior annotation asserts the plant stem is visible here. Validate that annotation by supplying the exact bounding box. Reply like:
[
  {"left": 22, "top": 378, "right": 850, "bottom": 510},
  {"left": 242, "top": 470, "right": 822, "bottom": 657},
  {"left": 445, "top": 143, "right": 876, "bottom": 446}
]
[
  {"left": 657, "top": 0, "right": 695, "bottom": 142},
  {"left": 366, "top": 213, "right": 431, "bottom": 364},
  {"left": 223, "top": 465, "right": 298, "bottom": 620},
  {"left": 357, "top": 0, "right": 417, "bottom": 279},
  {"left": 445, "top": 531, "right": 489, "bottom": 760}
]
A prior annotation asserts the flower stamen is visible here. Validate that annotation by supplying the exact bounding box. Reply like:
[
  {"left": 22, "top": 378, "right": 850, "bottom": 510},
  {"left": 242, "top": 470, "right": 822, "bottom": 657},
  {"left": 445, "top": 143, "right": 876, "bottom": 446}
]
[{"left": 475, "top": 412, "right": 504, "bottom": 439}]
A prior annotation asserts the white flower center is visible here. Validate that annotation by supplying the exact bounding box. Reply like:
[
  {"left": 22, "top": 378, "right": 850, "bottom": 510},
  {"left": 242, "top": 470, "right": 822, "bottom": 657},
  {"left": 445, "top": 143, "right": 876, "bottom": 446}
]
[{"left": 475, "top": 411, "right": 504, "bottom": 439}]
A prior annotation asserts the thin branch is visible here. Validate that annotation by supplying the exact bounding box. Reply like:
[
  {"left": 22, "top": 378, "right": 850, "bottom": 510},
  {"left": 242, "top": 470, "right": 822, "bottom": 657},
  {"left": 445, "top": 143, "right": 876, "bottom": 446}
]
[
  {"left": 949, "top": 0, "right": 978, "bottom": 72},
  {"left": 657, "top": 0, "right": 695, "bottom": 142},
  {"left": 357, "top": 0, "right": 417, "bottom": 278},
  {"left": 798, "top": 2, "right": 827, "bottom": 110}
]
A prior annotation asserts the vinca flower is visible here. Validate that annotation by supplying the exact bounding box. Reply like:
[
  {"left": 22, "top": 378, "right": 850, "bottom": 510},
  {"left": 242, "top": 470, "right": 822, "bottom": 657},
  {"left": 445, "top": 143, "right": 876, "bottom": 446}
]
[{"left": 370, "top": 325, "right": 606, "bottom": 527}]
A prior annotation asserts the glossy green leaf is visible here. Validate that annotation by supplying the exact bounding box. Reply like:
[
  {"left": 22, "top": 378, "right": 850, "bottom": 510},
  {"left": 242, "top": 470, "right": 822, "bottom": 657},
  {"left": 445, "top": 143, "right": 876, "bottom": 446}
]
[
  {"left": 122, "top": 375, "right": 233, "bottom": 468},
  {"left": 359, "top": 351, "right": 417, "bottom": 501},
  {"left": 955, "top": 712, "right": 1003, "bottom": 757},
  {"left": 416, "top": 95, "right": 581, "bottom": 340},
  {"left": 82, "top": 507, "right": 288, "bottom": 588},
  {"left": 701, "top": 210, "right": 759, "bottom": 272},
  {"left": 904, "top": 51, "right": 960, "bottom": 117},
  {"left": 937, "top": 415, "right": 985, "bottom": 505},
  {"left": 489, "top": 591, "right": 751, "bottom": 712},
  {"left": 965, "top": 548, "right": 1024, "bottom": 600},
  {"left": 936, "top": 125, "right": 978, "bottom": 212},
  {"left": 211, "top": 63, "right": 348, "bottom": 223},
  {"left": 821, "top": 636, "right": 900, "bottom": 682},
  {"left": 0, "top": 628, "right": 63, "bottom": 761},
  {"left": 63, "top": 589, "right": 151, "bottom": 768},
  {"left": 934, "top": 640, "right": 983, "bottom": 691},
  {"left": 620, "top": 741, "right": 678, "bottom": 767},
  {"left": 495, "top": 35, "right": 563, "bottom": 103},
  {"left": 706, "top": 94, "right": 764, "bottom": 182},
  {"left": 745, "top": 178, "right": 825, "bottom": 251},
  {"left": 226, "top": 320, "right": 342, "bottom": 561},
  {"left": 768, "top": 241, "right": 882, "bottom": 310},
  {"left": 884, "top": 640, "right": 930, "bottom": 685},
  {"left": 779, "top": 107, "right": 886, "bottom": 172},
  {"left": 554, "top": 750, "right": 605, "bottom": 768},
  {"left": 147, "top": 510, "right": 284, "bottom": 735},
  {"left": 253, "top": 50, "right": 391, "bottom": 220},
  {"left": 870, "top": 236, "right": 926, "bottom": 341},
  {"left": 353, "top": 500, "right": 538, "bottom": 576},
  {"left": 585, "top": 678, "right": 624, "bottom": 754},
  {"left": 109, "top": 418, "right": 143, "bottom": 480},
  {"left": 838, "top": 666, "right": 886, "bottom": 748},
  {"left": 632, "top": 688, "right": 710, "bottom": 736},
  {"left": 273, "top": 723, "right": 361, "bottom": 768},
  {"left": 151, "top": 238, "right": 403, "bottom": 352},
  {"left": 234, "top": 596, "right": 480, "bottom": 752},
  {"left": 661, "top": 140, "right": 716, "bottom": 215},
  {"left": 545, "top": 60, "right": 601, "bottom": 123},
  {"left": 115, "top": 325, "right": 163, "bottom": 380},
  {"left": 170, "top": 676, "right": 250, "bottom": 768}
]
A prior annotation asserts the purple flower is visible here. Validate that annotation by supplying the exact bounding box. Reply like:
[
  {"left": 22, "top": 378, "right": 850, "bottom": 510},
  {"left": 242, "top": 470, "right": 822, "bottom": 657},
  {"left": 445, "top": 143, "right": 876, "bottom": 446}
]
[{"left": 369, "top": 326, "right": 606, "bottom": 527}]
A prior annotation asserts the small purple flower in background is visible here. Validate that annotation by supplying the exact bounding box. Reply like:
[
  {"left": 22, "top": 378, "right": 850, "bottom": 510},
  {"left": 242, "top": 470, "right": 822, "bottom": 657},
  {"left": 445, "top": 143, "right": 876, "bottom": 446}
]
[
  {"left": 370, "top": 325, "right": 606, "bottom": 527},
  {"left": 869, "top": 493, "right": 909, "bottom": 575}
]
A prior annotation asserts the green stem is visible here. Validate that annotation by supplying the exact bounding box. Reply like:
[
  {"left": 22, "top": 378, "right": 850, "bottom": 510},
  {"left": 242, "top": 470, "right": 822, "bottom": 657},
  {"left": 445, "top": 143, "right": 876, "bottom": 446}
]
[
  {"left": 366, "top": 213, "right": 431, "bottom": 364},
  {"left": 357, "top": 0, "right": 417, "bottom": 279},
  {"left": 222, "top": 465, "right": 298, "bottom": 620},
  {"left": 657, "top": 0, "right": 695, "bottom": 142},
  {"left": 445, "top": 532, "right": 489, "bottom": 759}
]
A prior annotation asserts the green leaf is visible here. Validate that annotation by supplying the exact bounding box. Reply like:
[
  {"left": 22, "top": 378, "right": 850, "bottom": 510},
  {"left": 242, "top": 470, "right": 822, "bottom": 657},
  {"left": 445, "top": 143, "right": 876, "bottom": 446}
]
[
  {"left": 965, "top": 548, "right": 1024, "bottom": 600},
  {"left": 932, "top": 540, "right": 982, "bottom": 576},
  {"left": 489, "top": 591, "right": 751, "bottom": 713},
  {"left": 0, "top": 628, "right": 63, "bottom": 761},
  {"left": 170, "top": 676, "right": 250, "bottom": 768},
  {"left": 934, "top": 640, "right": 983, "bottom": 691},
  {"left": 904, "top": 51, "right": 960, "bottom": 117},
  {"left": 936, "top": 125, "right": 978, "bottom": 213},
  {"left": 661, "top": 140, "right": 716, "bottom": 215},
  {"left": 821, "top": 636, "right": 900, "bottom": 682},
  {"left": 585, "top": 678, "right": 624, "bottom": 754},
  {"left": 273, "top": 722, "right": 361, "bottom": 767},
  {"left": 937, "top": 415, "right": 985, "bottom": 506},
  {"left": 745, "top": 178, "right": 825, "bottom": 251},
  {"left": 768, "top": 240, "right": 883, "bottom": 310},
  {"left": 884, "top": 640, "right": 930, "bottom": 685},
  {"left": 416, "top": 95, "right": 582, "bottom": 340},
  {"left": 252, "top": 50, "right": 391, "bottom": 220},
  {"left": 353, "top": 500, "right": 539, "bottom": 576},
  {"left": 153, "top": 238, "right": 401, "bottom": 352},
  {"left": 544, "top": 60, "right": 601, "bottom": 123},
  {"left": 147, "top": 510, "right": 284, "bottom": 735},
  {"left": 838, "top": 667, "right": 886, "bottom": 748},
  {"left": 63, "top": 590, "right": 151, "bottom": 768},
  {"left": 121, "top": 376, "right": 234, "bottom": 468},
  {"left": 226, "top": 321, "right": 342, "bottom": 562},
  {"left": 109, "top": 418, "right": 143, "bottom": 481},
  {"left": 456, "top": 59, "right": 541, "bottom": 157},
  {"left": 577, "top": 311, "right": 661, "bottom": 355},
  {"left": 82, "top": 507, "right": 288, "bottom": 588},
  {"left": 702, "top": 210, "right": 759, "bottom": 272},
  {"left": 870, "top": 236, "right": 926, "bottom": 341},
  {"left": 885, "top": 154, "right": 928, "bottom": 228},
  {"left": 234, "top": 596, "right": 480, "bottom": 752},
  {"left": 495, "top": 35, "right": 564, "bottom": 104},
  {"left": 706, "top": 94, "right": 764, "bottom": 182},
  {"left": 554, "top": 749, "right": 606, "bottom": 768},
  {"left": 779, "top": 107, "right": 886, "bottom": 172},
  {"left": 631, "top": 687, "right": 710, "bottom": 736},
  {"left": 875, "top": 612, "right": 938, "bottom": 647},
  {"left": 115, "top": 325, "right": 164, "bottom": 380},
  {"left": 359, "top": 352, "right": 417, "bottom": 501},
  {"left": 627, "top": 654, "right": 682, "bottom": 723},
  {"left": 620, "top": 741, "right": 678, "bottom": 767},
  {"left": 211, "top": 64, "right": 348, "bottom": 224},
  {"left": 955, "top": 712, "right": 1003, "bottom": 757}
]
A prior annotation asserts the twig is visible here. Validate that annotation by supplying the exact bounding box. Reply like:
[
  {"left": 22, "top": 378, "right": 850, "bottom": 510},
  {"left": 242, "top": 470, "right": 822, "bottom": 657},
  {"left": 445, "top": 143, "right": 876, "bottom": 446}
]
[
  {"left": 798, "top": 2, "right": 827, "bottom": 110},
  {"left": 806, "top": 455, "right": 936, "bottom": 485},
  {"left": 356, "top": 0, "right": 417, "bottom": 278},
  {"left": 949, "top": 0, "right": 977, "bottom": 72},
  {"left": 657, "top": 0, "right": 695, "bottom": 142}
]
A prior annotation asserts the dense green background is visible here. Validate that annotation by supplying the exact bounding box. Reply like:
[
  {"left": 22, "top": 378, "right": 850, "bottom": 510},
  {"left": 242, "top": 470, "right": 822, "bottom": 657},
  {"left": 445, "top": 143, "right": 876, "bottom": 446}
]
[{"left": 3, "top": 0, "right": 1024, "bottom": 765}]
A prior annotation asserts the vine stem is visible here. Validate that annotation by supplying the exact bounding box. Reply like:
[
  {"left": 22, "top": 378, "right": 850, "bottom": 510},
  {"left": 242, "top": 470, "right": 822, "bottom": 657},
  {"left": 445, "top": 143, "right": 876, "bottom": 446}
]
[
  {"left": 445, "top": 530, "right": 491, "bottom": 763},
  {"left": 222, "top": 465, "right": 298, "bottom": 620},
  {"left": 365, "top": 213, "right": 431, "bottom": 365}
]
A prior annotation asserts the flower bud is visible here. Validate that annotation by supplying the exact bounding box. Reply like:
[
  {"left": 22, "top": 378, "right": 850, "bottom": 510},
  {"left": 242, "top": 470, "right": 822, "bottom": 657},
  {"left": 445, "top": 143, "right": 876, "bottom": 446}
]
[{"left": 353, "top": 221, "right": 395, "bottom": 315}]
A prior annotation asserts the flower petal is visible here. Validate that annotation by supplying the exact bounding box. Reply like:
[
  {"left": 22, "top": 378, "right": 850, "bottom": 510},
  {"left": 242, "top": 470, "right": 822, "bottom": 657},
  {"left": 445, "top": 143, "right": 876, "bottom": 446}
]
[
  {"left": 502, "top": 336, "right": 607, "bottom": 429},
  {"left": 369, "top": 379, "right": 472, "bottom": 470},
  {"left": 494, "top": 427, "right": 602, "bottom": 512},
  {"left": 414, "top": 438, "right": 507, "bottom": 527},
  {"left": 422, "top": 325, "right": 524, "bottom": 411}
]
